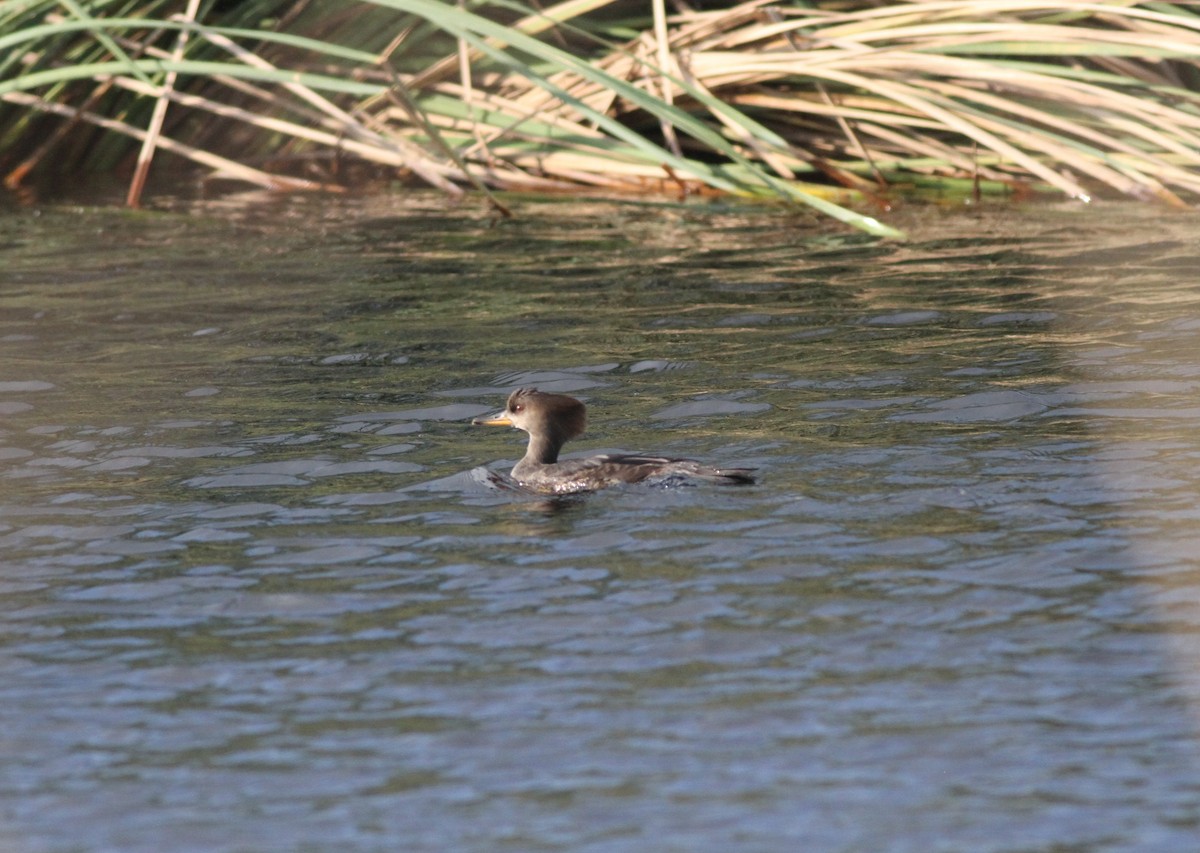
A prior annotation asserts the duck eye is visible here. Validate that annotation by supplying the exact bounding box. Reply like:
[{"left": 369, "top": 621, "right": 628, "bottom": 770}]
[{"left": 512, "top": 404, "right": 524, "bottom": 413}]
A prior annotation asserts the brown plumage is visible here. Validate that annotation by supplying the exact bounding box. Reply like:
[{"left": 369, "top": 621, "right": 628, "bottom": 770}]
[{"left": 472, "top": 387, "right": 756, "bottom": 494}]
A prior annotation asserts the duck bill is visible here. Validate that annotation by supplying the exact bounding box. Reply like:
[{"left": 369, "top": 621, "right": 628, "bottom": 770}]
[{"left": 472, "top": 410, "right": 513, "bottom": 427}]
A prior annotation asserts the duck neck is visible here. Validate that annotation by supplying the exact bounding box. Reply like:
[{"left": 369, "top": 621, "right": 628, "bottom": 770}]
[{"left": 523, "top": 430, "right": 562, "bottom": 465}]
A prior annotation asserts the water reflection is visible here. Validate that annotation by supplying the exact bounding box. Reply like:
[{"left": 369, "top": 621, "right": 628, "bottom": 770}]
[{"left": 1, "top": 195, "right": 1199, "bottom": 851}]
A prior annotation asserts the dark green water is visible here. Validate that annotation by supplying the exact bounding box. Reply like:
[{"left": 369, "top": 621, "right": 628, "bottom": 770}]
[{"left": 2, "top": 192, "right": 1199, "bottom": 851}]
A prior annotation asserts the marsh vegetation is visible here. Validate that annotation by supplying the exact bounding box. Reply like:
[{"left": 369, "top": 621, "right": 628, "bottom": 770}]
[{"left": 6, "top": 1, "right": 1200, "bottom": 233}]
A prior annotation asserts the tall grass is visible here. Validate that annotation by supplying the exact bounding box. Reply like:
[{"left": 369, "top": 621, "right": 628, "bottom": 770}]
[{"left": 6, "top": 1, "right": 1200, "bottom": 235}]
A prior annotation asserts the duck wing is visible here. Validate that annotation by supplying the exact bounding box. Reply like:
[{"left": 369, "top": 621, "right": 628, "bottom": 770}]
[{"left": 567, "top": 453, "right": 756, "bottom": 486}]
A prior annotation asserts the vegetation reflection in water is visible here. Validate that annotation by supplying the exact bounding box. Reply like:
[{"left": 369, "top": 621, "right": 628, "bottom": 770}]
[{"left": 0, "top": 194, "right": 1199, "bottom": 852}]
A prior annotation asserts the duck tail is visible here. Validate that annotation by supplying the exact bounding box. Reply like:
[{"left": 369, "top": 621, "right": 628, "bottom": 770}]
[{"left": 702, "top": 467, "right": 757, "bottom": 485}]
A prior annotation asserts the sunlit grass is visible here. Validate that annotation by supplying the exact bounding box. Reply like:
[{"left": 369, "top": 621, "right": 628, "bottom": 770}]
[{"left": 6, "top": 1, "right": 1200, "bottom": 235}]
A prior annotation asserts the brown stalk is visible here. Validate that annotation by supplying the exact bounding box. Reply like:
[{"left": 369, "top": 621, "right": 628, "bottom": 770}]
[{"left": 127, "top": 0, "right": 201, "bottom": 207}]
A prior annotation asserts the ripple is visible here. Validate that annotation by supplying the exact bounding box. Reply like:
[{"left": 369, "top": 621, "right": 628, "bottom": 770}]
[
  {"left": 893, "top": 389, "right": 1050, "bottom": 422},
  {"left": 652, "top": 400, "right": 771, "bottom": 418},
  {"left": 865, "top": 309, "right": 944, "bottom": 326},
  {"left": 0, "top": 380, "right": 55, "bottom": 392}
]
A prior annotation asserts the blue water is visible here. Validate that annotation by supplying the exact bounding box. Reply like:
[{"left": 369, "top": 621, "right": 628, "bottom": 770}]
[{"left": 1, "top": 194, "right": 1199, "bottom": 851}]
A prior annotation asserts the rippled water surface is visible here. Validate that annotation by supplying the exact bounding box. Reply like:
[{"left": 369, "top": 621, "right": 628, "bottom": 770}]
[{"left": 3, "top": 193, "right": 1200, "bottom": 851}]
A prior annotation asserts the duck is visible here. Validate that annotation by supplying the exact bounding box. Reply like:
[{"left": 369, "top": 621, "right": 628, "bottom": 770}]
[{"left": 472, "top": 387, "right": 756, "bottom": 494}]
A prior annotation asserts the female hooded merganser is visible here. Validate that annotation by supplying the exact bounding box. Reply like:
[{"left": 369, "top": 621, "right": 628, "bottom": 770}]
[{"left": 472, "top": 387, "right": 756, "bottom": 494}]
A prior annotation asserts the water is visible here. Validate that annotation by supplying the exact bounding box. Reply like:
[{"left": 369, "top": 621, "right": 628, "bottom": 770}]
[{"left": 2, "top": 192, "right": 1200, "bottom": 851}]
